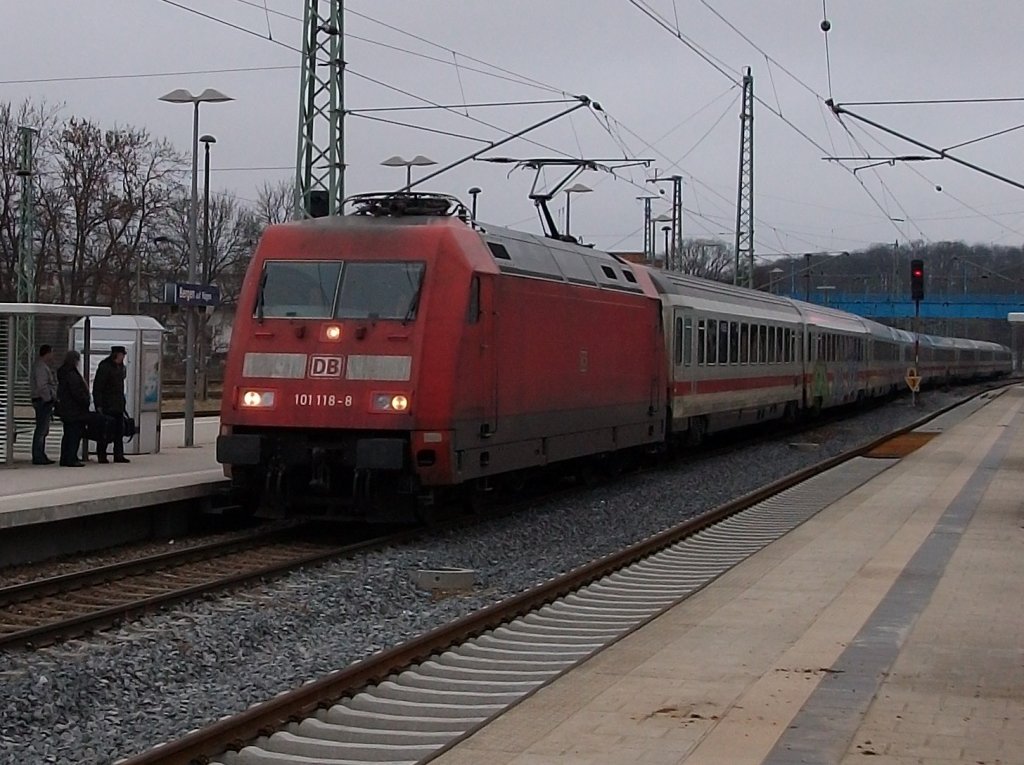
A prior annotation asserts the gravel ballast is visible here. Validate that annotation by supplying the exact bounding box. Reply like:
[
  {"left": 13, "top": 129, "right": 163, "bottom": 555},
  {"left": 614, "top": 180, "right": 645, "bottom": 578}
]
[{"left": 0, "top": 388, "right": 994, "bottom": 764}]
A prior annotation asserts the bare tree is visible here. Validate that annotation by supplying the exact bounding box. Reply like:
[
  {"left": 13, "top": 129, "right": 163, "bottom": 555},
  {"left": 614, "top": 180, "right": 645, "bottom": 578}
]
[
  {"left": 678, "top": 238, "right": 733, "bottom": 282},
  {"left": 254, "top": 179, "right": 294, "bottom": 228}
]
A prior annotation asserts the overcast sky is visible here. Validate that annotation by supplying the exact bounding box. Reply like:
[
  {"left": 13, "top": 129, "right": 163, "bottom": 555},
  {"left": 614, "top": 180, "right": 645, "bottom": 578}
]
[{"left": 4, "top": 1, "right": 1024, "bottom": 258}]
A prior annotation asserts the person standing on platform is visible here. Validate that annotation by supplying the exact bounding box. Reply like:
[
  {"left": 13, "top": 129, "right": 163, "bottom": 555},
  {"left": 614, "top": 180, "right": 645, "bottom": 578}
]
[
  {"left": 56, "top": 350, "right": 89, "bottom": 468},
  {"left": 29, "top": 344, "right": 57, "bottom": 465},
  {"left": 93, "top": 345, "right": 130, "bottom": 464}
]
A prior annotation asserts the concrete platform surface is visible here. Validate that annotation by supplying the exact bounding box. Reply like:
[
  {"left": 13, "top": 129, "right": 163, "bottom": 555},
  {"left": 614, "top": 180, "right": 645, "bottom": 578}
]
[
  {"left": 0, "top": 417, "right": 225, "bottom": 528},
  {"left": 433, "top": 386, "right": 1024, "bottom": 765}
]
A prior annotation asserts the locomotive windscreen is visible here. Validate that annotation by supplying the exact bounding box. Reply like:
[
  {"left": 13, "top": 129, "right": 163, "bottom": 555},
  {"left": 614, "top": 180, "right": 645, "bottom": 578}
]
[
  {"left": 255, "top": 260, "right": 424, "bottom": 321},
  {"left": 257, "top": 261, "right": 342, "bottom": 318},
  {"left": 334, "top": 262, "right": 424, "bottom": 321}
]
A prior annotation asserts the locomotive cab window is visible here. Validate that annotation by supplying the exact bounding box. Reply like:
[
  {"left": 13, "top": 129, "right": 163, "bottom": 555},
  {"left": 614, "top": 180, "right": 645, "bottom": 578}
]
[
  {"left": 255, "top": 260, "right": 342, "bottom": 318},
  {"left": 335, "top": 261, "right": 425, "bottom": 321}
]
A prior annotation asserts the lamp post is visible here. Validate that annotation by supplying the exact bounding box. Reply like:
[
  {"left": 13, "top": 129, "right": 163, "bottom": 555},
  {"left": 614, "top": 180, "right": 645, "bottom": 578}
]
[
  {"left": 381, "top": 154, "right": 437, "bottom": 189},
  {"left": 563, "top": 183, "right": 592, "bottom": 240},
  {"left": 159, "top": 87, "right": 232, "bottom": 448},
  {"left": 200, "top": 134, "right": 216, "bottom": 403},
  {"left": 468, "top": 186, "right": 481, "bottom": 219},
  {"left": 653, "top": 213, "right": 673, "bottom": 269},
  {"left": 200, "top": 135, "right": 216, "bottom": 284}
]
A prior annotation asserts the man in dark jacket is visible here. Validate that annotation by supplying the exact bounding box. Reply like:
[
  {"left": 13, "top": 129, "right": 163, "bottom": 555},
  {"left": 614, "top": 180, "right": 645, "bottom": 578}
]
[
  {"left": 56, "top": 350, "right": 90, "bottom": 467},
  {"left": 93, "top": 345, "right": 130, "bottom": 463},
  {"left": 30, "top": 344, "right": 57, "bottom": 464}
]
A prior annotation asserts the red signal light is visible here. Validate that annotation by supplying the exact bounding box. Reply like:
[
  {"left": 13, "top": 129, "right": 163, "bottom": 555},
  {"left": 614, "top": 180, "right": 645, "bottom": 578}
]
[{"left": 910, "top": 259, "right": 924, "bottom": 301}]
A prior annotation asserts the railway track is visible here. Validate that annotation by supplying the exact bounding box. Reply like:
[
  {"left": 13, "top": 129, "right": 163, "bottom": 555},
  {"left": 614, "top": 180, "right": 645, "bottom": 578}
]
[
  {"left": 114, "top": 385, "right": 1009, "bottom": 765},
  {"left": 0, "top": 523, "right": 409, "bottom": 650}
]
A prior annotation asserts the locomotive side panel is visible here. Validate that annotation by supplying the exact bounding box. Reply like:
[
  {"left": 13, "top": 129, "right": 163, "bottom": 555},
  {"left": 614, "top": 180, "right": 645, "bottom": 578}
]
[{"left": 450, "top": 272, "right": 666, "bottom": 480}]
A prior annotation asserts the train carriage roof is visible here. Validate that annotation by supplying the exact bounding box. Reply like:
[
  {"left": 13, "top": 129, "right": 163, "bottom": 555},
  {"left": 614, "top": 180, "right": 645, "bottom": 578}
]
[
  {"left": 649, "top": 271, "right": 804, "bottom": 324},
  {"left": 787, "top": 298, "right": 872, "bottom": 335},
  {"left": 477, "top": 224, "right": 647, "bottom": 295}
]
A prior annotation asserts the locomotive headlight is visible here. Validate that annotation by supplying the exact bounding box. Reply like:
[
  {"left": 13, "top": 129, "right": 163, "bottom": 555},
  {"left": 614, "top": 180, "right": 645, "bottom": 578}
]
[
  {"left": 322, "top": 324, "right": 342, "bottom": 341},
  {"left": 241, "top": 389, "right": 276, "bottom": 408},
  {"left": 372, "top": 393, "right": 410, "bottom": 412}
]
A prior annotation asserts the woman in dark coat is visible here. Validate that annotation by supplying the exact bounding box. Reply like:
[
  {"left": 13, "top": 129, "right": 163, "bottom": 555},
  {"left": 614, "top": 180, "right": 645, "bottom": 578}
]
[{"left": 56, "top": 350, "right": 90, "bottom": 467}]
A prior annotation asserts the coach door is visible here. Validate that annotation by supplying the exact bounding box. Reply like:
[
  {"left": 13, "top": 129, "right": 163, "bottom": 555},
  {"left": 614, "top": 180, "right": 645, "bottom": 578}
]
[{"left": 672, "top": 309, "right": 696, "bottom": 396}]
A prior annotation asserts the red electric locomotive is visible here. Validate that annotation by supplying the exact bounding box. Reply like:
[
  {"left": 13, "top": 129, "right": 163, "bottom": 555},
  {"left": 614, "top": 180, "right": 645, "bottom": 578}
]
[{"left": 217, "top": 193, "right": 667, "bottom": 518}]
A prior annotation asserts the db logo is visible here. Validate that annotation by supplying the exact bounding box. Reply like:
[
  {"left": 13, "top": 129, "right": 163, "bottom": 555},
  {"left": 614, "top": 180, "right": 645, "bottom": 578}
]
[{"left": 309, "top": 355, "right": 344, "bottom": 378}]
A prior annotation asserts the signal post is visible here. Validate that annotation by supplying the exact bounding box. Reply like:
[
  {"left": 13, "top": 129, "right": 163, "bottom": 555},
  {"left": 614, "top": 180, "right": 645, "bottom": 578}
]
[{"left": 909, "top": 259, "right": 924, "bottom": 405}]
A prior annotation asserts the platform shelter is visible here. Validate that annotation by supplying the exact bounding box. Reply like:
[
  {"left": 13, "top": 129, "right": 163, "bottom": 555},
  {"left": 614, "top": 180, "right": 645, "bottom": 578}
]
[{"left": 0, "top": 303, "right": 112, "bottom": 465}]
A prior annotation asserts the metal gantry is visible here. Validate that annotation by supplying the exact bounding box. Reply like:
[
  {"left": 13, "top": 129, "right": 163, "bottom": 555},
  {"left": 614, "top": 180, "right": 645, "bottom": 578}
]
[
  {"left": 734, "top": 67, "right": 755, "bottom": 287},
  {"left": 15, "top": 126, "right": 38, "bottom": 388},
  {"left": 295, "top": 0, "right": 345, "bottom": 218},
  {"left": 650, "top": 174, "right": 683, "bottom": 271}
]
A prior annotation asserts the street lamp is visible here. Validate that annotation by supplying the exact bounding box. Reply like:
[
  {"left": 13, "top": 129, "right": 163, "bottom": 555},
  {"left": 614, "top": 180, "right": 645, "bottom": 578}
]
[
  {"left": 159, "top": 87, "right": 233, "bottom": 448},
  {"left": 468, "top": 186, "right": 481, "bottom": 220},
  {"left": 563, "top": 183, "right": 592, "bottom": 239},
  {"left": 381, "top": 154, "right": 436, "bottom": 188},
  {"left": 653, "top": 213, "right": 673, "bottom": 269}
]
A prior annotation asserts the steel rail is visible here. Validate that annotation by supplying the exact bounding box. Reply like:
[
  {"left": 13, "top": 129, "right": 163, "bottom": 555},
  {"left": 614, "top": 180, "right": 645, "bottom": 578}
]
[
  {"left": 0, "top": 522, "right": 296, "bottom": 607},
  {"left": 115, "top": 383, "right": 1011, "bottom": 765},
  {"left": 0, "top": 525, "right": 420, "bottom": 650}
]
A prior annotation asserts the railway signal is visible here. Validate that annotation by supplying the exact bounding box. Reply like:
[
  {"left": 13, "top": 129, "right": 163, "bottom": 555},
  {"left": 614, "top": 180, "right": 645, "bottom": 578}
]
[
  {"left": 911, "top": 259, "right": 925, "bottom": 301},
  {"left": 910, "top": 259, "right": 924, "bottom": 405}
]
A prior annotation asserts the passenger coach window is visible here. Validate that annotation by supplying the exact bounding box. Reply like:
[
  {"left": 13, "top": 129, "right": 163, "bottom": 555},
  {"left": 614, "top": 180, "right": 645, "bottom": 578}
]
[
  {"left": 256, "top": 260, "right": 342, "bottom": 318},
  {"left": 740, "top": 324, "right": 749, "bottom": 364},
  {"left": 697, "top": 319, "right": 707, "bottom": 365},
  {"left": 729, "top": 322, "right": 739, "bottom": 364},
  {"left": 336, "top": 262, "right": 425, "bottom": 321},
  {"left": 684, "top": 317, "right": 693, "bottom": 366},
  {"left": 674, "top": 317, "right": 683, "bottom": 366},
  {"left": 707, "top": 319, "right": 718, "bottom": 365}
]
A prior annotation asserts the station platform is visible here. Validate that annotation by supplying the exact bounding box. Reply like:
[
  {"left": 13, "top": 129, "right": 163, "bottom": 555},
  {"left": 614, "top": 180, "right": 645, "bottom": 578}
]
[
  {"left": 434, "top": 385, "right": 1024, "bottom": 765},
  {"left": 0, "top": 416, "right": 225, "bottom": 530}
]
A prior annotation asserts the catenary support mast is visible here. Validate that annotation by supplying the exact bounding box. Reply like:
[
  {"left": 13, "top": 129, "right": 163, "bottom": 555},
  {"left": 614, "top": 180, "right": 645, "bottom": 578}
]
[
  {"left": 734, "top": 67, "right": 754, "bottom": 287},
  {"left": 295, "top": 0, "right": 344, "bottom": 217},
  {"left": 15, "top": 126, "right": 37, "bottom": 387}
]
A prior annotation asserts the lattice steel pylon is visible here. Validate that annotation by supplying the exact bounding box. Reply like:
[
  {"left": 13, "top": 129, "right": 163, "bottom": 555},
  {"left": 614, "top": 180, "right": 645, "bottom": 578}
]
[
  {"left": 15, "top": 125, "right": 38, "bottom": 387},
  {"left": 733, "top": 67, "right": 754, "bottom": 287},
  {"left": 294, "top": 0, "right": 345, "bottom": 218}
]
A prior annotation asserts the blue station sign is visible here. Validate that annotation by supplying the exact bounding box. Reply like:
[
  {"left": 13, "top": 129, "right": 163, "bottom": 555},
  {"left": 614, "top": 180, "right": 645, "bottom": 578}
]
[{"left": 165, "top": 282, "right": 221, "bottom": 307}]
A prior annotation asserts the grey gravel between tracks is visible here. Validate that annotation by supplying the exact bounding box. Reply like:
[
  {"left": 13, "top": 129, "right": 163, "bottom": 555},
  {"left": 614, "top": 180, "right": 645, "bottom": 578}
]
[{"left": 0, "top": 389, "right": 986, "bottom": 765}]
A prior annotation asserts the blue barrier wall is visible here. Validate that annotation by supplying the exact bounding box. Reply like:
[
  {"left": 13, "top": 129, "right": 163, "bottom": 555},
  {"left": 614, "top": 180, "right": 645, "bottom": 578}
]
[{"left": 781, "top": 293, "right": 1024, "bottom": 320}]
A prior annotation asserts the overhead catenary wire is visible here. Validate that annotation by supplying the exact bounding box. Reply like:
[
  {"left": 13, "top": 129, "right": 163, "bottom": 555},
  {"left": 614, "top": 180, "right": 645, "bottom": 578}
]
[
  {"left": 627, "top": 0, "right": 934, "bottom": 248},
  {"left": 155, "top": 0, "right": 845, "bottom": 255},
  {"left": 831, "top": 103, "right": 1024, "bottom": 243},
  {"left": 842, "top": 96, "right": 1024, "bottom": 106},
  {"left": 349, "top": 113, "right": 490, "bottom": 144}
]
